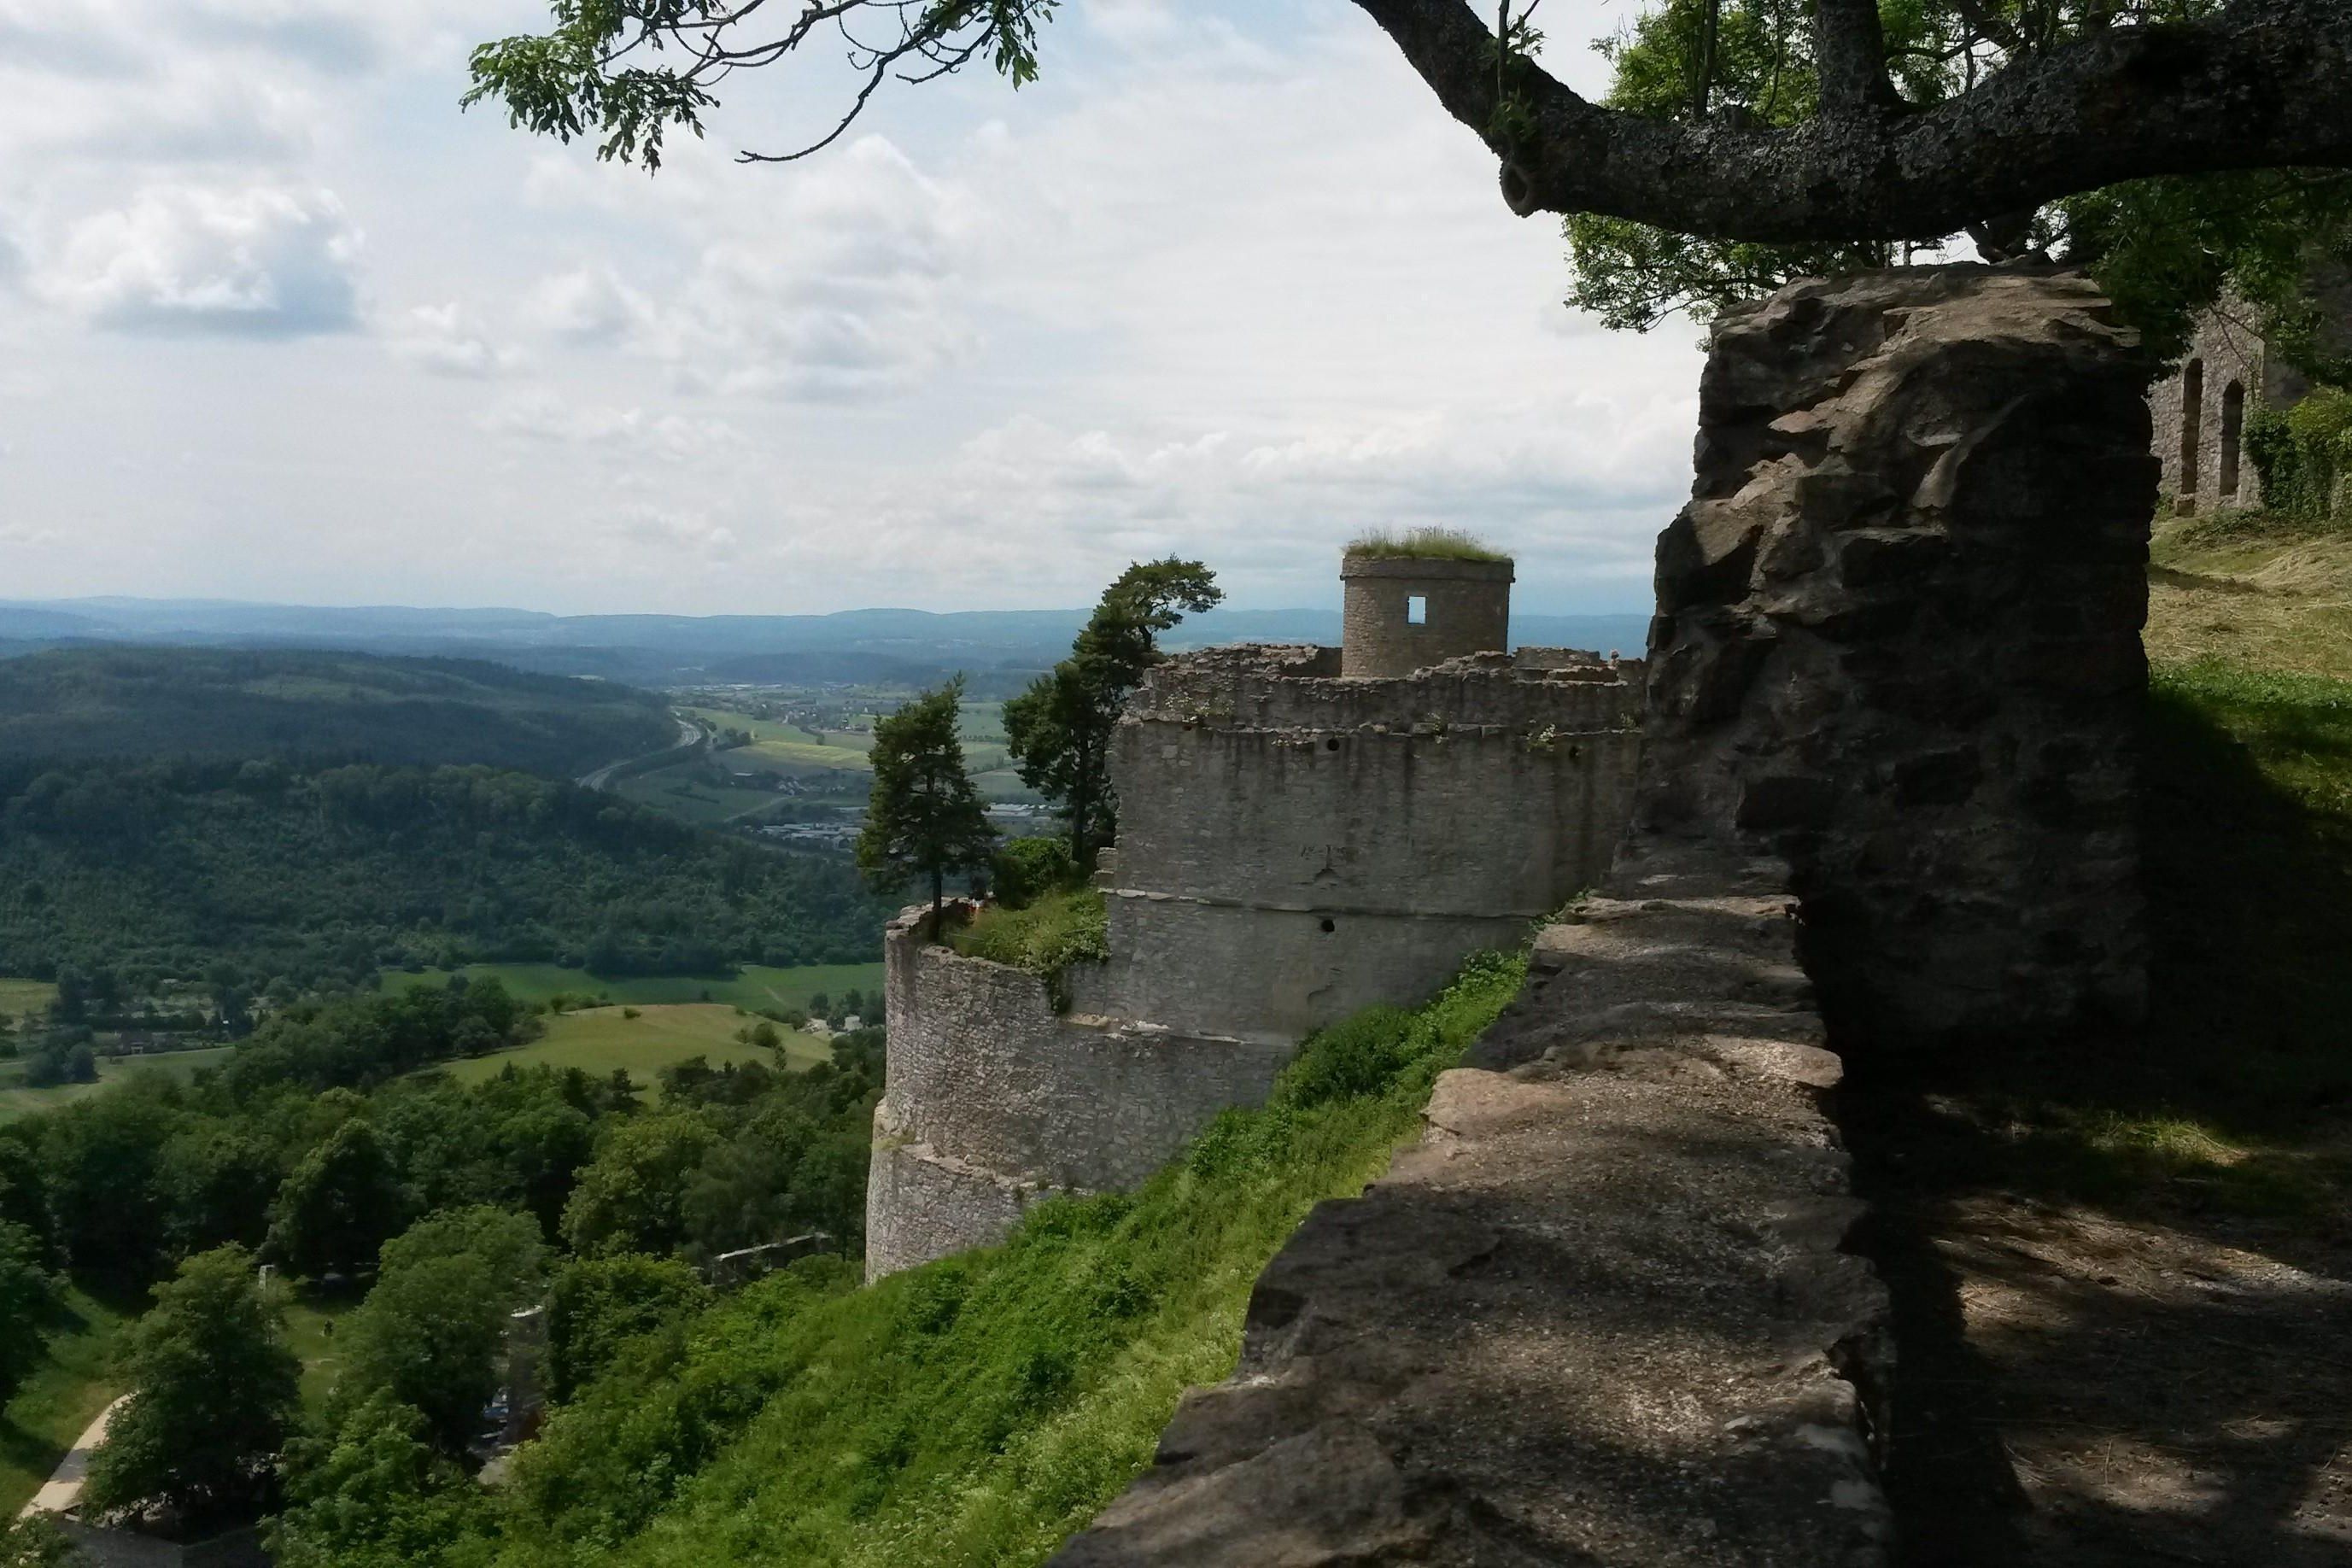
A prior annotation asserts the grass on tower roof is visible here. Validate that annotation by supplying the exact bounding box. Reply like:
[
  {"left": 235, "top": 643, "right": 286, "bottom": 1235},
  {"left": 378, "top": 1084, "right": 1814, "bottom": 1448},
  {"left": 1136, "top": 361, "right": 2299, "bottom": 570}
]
[{"left": 1343, "top": 527, "right": 1512, "bottom": 564}]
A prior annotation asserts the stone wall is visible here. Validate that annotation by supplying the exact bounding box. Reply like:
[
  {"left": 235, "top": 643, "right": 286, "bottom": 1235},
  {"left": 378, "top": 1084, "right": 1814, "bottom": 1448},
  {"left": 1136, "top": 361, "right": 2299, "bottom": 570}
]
[
  {"left": 868, "top": 642, "right": 1645, "bottom": 1277},
  {"left": 1087, "top": 647, "right": 1641, "bottom": 1040},
  {"left": 1642, "top": 264, "right": 2155, "bottom": 1042},
  {"left": 1050, "top": 840, "right": 1890, "bottom": 1567},
  {"left": 2148, "top": 305, "right": 2273, "bottom": 515},
  {"left": 864, "top": 908, "right": 1294, "bottom": 1280},
  {"left": 2147, "top": 262, "right": 2352, "bottom": 517},
  {"left": 1338, "top": 555, "right": 1515, "bottom": 677}
]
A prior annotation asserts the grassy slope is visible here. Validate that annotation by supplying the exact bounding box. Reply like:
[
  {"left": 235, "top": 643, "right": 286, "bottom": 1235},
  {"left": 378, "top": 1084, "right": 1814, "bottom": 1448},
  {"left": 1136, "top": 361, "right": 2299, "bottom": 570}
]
[
  {"left": 486, "top": 954, "right": 1526, "bottom": 1567},
  {"left": 0, "top": 979, "right": 56, "bottom": 1021},
  {"left": 2148, "top": 512, "right": 2352, "bottom": 681},
  {"left": 0, "top": 1284, "right": 142, "bottom": 1517},
  {"left": 434, "top": 1003, "right": 831, "bottom": 1085},
  {"left": 0, "top": 1046, "right": 236, "bottom": 1126},
  {"left": 383, "top": 962, "right": 881, "bottom": 1016}
]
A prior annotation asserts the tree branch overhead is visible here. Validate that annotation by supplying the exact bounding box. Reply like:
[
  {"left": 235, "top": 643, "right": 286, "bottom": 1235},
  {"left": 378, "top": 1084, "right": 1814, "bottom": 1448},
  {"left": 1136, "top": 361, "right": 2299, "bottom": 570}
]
[{"left": 1354, "top": 0, "right": 2352, "bottom": 243}]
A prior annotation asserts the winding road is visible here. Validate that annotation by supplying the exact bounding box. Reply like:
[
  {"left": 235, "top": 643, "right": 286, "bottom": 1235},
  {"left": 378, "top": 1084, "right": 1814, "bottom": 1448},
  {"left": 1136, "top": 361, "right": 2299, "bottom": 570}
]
[{"left": 579, "top": 715, "right": 705, "bottom": 792}]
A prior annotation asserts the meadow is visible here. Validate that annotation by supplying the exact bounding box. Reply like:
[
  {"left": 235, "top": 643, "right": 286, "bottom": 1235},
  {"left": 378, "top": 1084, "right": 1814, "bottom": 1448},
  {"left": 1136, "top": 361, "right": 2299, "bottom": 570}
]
[
  {"left": 0, "top": 979, "right": 55, "bottom": 1021},
  {"left": 433, "top": 1003, "right": 832, "bottom": 1085},
  {"left": 382, "top": 961, "right": 881, "bottom": 1016},
  {"left": 678, "top": 702, "right": 1029, "bottom": 804},
  {"left": 0, "top": 1045, "right": 236, "bottom": 1125}
]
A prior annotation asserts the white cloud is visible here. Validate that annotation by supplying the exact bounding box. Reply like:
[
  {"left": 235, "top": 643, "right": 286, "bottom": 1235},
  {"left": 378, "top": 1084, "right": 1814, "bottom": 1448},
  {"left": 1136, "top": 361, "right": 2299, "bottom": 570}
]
[
  {"left": 524, "top": 267, "right": 652, "bottom": 344},
  {"left": 474, "top": 389, "right": 741, "bottom": 459},
  {"left": 43, "top": 185, "right": 360, "bottom": 336},
  {"left": 0, "top": 2, "right": 1701, "bottom": 613},
  {"left": 388, "top": 301, "right": 518, "bottom": 377},
  {"left": 525, "top": 137, "right": 979, "bottom": 402}
]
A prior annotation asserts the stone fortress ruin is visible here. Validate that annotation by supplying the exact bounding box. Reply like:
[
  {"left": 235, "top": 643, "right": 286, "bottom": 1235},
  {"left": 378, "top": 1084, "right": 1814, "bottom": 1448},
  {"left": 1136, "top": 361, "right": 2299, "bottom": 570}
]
[
  {"left": 2149, "top": 264, "right": 2352, "bottom": 517},
  {"left": 863, "top": 547, "right": 1645, "bottom": 1278}
]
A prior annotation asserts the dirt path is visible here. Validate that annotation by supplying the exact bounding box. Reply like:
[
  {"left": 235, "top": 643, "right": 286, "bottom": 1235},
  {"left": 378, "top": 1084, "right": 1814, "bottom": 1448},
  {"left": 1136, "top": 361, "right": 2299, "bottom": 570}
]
[
  {"left": 16, "top": 1394, "right": 128, "bottom": 1519},
  {"left": 1853, "top": 1104, "right": 2352, "bottom": 1566}
]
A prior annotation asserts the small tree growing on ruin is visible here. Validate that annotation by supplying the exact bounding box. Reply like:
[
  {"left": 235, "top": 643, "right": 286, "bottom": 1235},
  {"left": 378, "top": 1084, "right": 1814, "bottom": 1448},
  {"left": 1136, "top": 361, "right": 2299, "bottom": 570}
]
[
  {"left": 857, "top": 677, "right": 996, "bottom": 929},
  {"left": 1005, "top": 559, "right": 1222, "bottom": 872}
]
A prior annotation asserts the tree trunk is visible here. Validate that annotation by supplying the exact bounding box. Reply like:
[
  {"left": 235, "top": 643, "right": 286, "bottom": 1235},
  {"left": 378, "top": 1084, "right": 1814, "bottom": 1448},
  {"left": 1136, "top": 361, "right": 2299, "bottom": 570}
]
[
  {"left": 1351, "top": 0, "right": 2352, "bottom": 242},
  {"left": 1068, "top": 732, "right": 1095, "bottom": 873}
]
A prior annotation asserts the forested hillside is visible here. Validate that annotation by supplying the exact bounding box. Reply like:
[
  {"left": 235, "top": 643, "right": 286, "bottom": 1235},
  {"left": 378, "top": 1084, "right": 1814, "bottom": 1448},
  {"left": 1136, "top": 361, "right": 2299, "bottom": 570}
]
[
  {"left": 0, "top": 762, "right": 892, "bottom": 993},
  {"left": 0, "top": 647, "right": 673, "bottom": 778}
]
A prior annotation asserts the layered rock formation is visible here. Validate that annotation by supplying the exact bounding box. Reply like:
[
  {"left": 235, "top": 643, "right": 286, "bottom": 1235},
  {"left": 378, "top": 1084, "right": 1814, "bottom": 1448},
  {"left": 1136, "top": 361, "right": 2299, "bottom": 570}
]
[{"left": 1641, "top": 266, "right": 2156, "bottom": 1041}]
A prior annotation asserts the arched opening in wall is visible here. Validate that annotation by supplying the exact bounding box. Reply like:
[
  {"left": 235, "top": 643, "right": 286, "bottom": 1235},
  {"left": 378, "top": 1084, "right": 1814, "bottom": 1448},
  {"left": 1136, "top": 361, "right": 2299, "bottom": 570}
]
[
  {"left": 2220, "top": 380, "right": 2245, "bottom": 499},
  {"left": 1318, "top": 918, "right": 1336, "bottom": 934},
  {"left": 2178, "top": 359, "right": 2204, "bottom": 514}
]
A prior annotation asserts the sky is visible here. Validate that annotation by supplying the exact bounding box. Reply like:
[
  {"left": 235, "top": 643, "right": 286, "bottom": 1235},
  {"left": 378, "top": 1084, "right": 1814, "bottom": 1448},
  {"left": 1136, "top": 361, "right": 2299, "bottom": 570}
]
[{"left": 0, "top": 0, "right": 1704, "bottom": 617}]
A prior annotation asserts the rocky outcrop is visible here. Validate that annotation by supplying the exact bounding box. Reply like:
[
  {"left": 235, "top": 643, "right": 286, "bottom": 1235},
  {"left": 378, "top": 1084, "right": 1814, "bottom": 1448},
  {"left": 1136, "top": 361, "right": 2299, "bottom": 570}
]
[
  {"left": 1642, "top": 265, "right": 2157, "bottom": 1042},
  {"left": 1050, "top": 840, "right": 1889, "bottom": 1568}
]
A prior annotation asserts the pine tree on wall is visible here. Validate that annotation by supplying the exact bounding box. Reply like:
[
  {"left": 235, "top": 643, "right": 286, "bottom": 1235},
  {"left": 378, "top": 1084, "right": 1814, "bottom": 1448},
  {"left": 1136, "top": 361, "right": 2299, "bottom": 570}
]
[
  {"left": 857, "top": 678, "right": 996, "bottom": 931},
  {"left": 1005, "top": 559, "right": 1222, "bottom": 870}
]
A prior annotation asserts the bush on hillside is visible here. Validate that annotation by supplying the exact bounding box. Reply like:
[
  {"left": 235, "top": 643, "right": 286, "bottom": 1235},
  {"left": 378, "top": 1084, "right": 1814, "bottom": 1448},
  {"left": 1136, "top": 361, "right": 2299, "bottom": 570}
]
[
  {"left": 991, "top": 836, "right": 1081, "bottom": 910},
  {"left": 468, "top": 949, "right": 1527, "bottom": 1567}
]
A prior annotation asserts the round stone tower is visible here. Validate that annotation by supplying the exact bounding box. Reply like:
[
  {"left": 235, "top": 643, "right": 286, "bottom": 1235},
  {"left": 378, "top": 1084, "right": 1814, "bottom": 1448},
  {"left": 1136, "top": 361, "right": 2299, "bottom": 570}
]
[{"left": 1339, "top": 550, "right": 1515, "bottom": 678}]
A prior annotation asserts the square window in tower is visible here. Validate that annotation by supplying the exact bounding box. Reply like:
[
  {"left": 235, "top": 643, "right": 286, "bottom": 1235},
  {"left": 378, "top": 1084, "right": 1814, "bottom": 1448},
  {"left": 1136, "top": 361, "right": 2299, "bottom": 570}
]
[{"left": 1407, "top": 594, "right": 1428, "bottom": 626}]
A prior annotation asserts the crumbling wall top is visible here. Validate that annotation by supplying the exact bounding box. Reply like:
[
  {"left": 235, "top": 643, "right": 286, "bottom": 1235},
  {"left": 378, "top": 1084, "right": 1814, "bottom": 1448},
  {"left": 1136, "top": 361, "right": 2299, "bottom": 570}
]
[{"left": 1129, "top": 642, "right": 1641, "bottom": 734}]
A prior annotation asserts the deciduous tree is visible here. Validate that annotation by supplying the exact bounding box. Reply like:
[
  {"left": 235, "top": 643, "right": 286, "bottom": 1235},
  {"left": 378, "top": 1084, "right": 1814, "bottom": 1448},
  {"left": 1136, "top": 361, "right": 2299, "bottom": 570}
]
[
  {"left": 340, "top": 1207, "right": 547, "bottom": 1454},
  {"left": 0, "top": 1222, "right": 60, "bottom": 1409},
  {"left": 266, "top": 1120, "right": 410, "bottom": 1278},
  {"left": 83, "top": 1245, "right": 300, "bottom": 1520}
]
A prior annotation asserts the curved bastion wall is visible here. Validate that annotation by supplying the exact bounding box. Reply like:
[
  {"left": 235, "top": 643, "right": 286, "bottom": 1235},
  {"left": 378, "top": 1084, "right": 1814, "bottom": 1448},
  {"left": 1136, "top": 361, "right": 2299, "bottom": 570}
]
[
  {"left": 867, "top": 642, "right": 1647, "bottom": 1280},
  {"left": 863, "top": 908, "right": 1295, "bottom": 1280}
]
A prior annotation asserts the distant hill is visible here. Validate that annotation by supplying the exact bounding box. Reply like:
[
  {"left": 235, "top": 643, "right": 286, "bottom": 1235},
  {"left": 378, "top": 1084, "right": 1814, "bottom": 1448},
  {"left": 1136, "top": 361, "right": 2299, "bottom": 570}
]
[
  {"left": 0, "top": 759, "right": 891, "bottom": 992},
  {"left": 0, "top": 647, "right": 676, "bottom": 780},
  {"left": 0, "top": 598, "right": 1653, "bottom": 687}
]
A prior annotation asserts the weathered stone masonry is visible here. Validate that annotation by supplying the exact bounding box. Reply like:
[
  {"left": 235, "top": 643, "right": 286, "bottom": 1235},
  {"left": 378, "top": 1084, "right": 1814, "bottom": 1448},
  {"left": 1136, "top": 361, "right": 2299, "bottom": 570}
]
[
  {"left": 1082, "top": 646, "right": 1641, "bottom": 1042},
  {"left": 1057, "top": 265, "right": 2157, "bottom": 1562},
  {"left": 867, "top": 598, "right": 1645, "bottom": 1279},
  {"left": 1642, "top": 266, "right": 2156, "bottom": 1042},
  {"left": 1051, "top": 842, "right": 1890, "bottom": 1568},
  {"left": 864, "top": 907, "right": 1295, "bottom": 1280}
]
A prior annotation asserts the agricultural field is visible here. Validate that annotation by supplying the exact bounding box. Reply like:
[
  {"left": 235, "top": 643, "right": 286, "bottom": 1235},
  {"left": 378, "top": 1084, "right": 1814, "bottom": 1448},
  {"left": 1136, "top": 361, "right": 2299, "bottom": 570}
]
[
  {"left": 611, "top": 766, "right": 810, "bottom": 828},
  {"left": 682, "top": 699, "right": 1029, "bottom": 799},
  {"left": 431, "top": 1003, "right": 832, "bottom": 1085},
  {"left": 382, "top": 960, "right": 881, "bottom": 1016},
  {"left": 0, "top": 978, "right": 56, "bottom": 1021},
  {"left": 0, "top": 1045, "right": 236, "bottom": 1124}
]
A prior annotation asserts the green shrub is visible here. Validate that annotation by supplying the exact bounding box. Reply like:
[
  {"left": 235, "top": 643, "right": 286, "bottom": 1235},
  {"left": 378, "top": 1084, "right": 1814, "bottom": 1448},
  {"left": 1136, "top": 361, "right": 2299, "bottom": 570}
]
[
  {"left": 991, "top": 838, "right": 1080, "bottom": 910},
  {"left": 2245, "top": 386, "right": 2352, "bottom": 519},
  {"left": 1342, "top": 527, "right": 1510, "bottom": 564},
  {"left": 948, "top": 889, "right": 1108, "bottom": 985}
]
